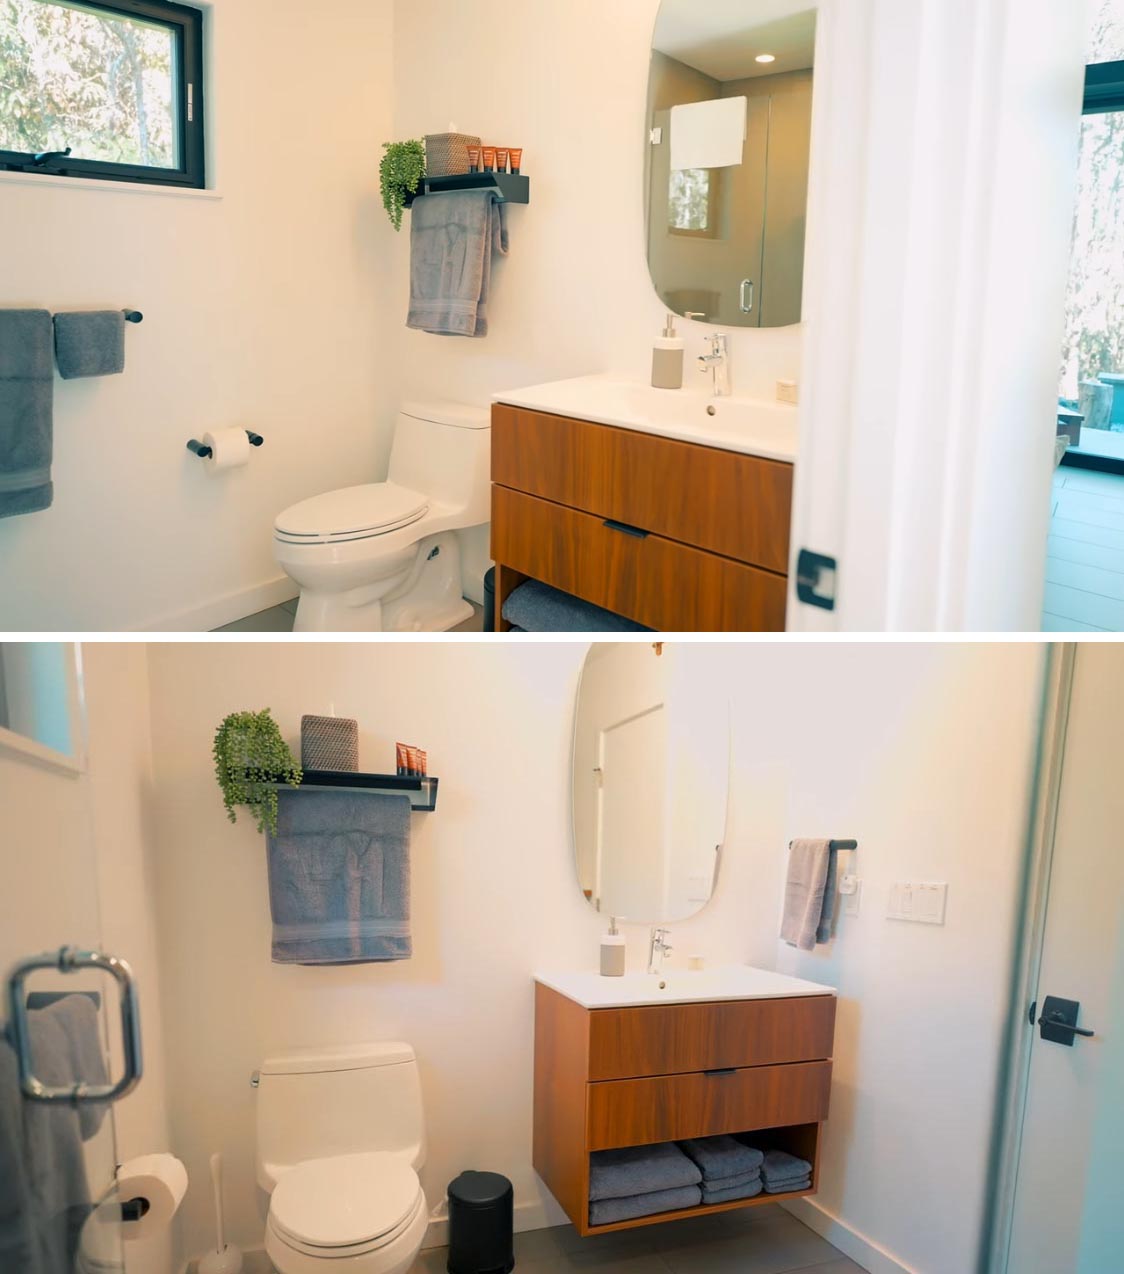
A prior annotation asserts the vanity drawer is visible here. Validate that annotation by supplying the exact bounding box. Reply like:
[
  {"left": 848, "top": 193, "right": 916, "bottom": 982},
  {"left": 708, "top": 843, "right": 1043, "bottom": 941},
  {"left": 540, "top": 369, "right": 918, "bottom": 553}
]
[
  {"left": 491, "top": 486, "right": 787, "bottom": 632},
  {"left": 587, "top": 1061, "right": 832, "bottom": 1152},
  {"left": 492, "top": 405, "right": 793, "bottom": 573},
  {"left": 588, "top": 997, "right": 836, "bottom": 1082}
]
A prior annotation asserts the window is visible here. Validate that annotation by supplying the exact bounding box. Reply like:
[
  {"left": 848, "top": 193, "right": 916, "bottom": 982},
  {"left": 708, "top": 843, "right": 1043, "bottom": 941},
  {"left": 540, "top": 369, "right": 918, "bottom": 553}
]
[
  {"left": 0, "top": 0, "right": 204, "bottom": 188},
  {"left": 668, "top": 168, "right": 719, "bottom": 237}
]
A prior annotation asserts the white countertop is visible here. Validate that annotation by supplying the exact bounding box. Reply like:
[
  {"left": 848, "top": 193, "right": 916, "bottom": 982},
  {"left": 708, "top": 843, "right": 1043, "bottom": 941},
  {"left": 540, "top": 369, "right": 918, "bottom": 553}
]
[
  {"left": 535, "top": 965, "right": 835, "bottom": 1010},
  {"left": 493, "top": 374, "right": 798, "bottom": 464}
]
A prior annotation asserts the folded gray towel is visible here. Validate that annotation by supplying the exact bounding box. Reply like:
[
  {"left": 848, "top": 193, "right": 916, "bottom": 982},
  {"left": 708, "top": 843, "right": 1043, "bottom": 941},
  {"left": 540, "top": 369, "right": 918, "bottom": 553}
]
[
  {"left": 53, "top": 311, "right": 125, "bottom": 379},
  {"left": 761, "top": 1149, "right": 813, "bottom": 1183},
  {"left": 503, "top": 580, "right": 652, "bottom": 633},
  {"left": 407, "top": 191, "right": 509, "bottom": 337},
  {"left": 679, "top": 1135, "right": 765, "bottom": 1181},
  {"left": 780, "top": 839, "right": 832, "bottom": 951},
  {"left": 267, "top": 790, "right": 412, "bottom": 964},
  {"left": 701, "top": 1177, "right": 763, "bottom": 1204},
  {"left": 0, "top": 309, "right": 53, "bottom": 520},
  {"left": 699, "top": 1168, "right": 761, "bottom": 1192},
  {"left": 764, "top": 1177, "right": 810, "bottom": 1194},
  {"left": 589, "top": 1143, "right": 701, "bottom": 1201},
  {"left": 590, "top": 1184, "right": 701, "bottom": 1226}
]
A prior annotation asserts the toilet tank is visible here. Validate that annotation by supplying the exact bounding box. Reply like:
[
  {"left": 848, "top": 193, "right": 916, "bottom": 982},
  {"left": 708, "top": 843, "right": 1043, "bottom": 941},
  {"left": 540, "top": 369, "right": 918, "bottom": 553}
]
[
  {"left": 255, "top": 1042, "right": 425, "bottom": 1191},
  {"left": 389, "top": 402, "right": 491, "bottom": 525}
]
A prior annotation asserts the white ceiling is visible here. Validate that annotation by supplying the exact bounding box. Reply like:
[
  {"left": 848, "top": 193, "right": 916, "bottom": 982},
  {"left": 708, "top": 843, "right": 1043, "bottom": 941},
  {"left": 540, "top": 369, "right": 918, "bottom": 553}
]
[{"left": 654, "top": 0, "right": 817, "bottom": 82}]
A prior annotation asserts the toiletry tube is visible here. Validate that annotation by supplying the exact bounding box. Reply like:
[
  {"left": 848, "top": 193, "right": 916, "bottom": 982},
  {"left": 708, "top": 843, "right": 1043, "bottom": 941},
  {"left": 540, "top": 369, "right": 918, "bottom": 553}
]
[
  {"left": 406, "top": 745, "right": 420, "bottom": 777},
  {"left": 508, "top": 148, "right": 523, "bottom": 174},
  {"left": 466, "top": 144, "right": 481, "bottom": 172},
  {"left": 115, "top": 1154, "right": 188, "bottom": 1241},
  {"left": 396, "top": 743, "right": 408, "bottom": 776},
  {"left": 418, "top": 750, "right": 427, "bottom": 777},
  {"left": 494, "top": 147, "right": 510, "bottom": 174},
  {"left": 481, "top": 146, "right": 496, "bottom": 172},
  {"left": 201, "top": 428, "right": 250, "bottom": 471}
]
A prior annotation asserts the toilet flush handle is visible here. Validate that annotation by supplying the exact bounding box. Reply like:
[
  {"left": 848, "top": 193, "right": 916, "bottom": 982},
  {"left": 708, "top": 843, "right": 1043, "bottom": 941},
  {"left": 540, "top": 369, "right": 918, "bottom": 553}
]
[{"left": 250, "top": 1070, "right": 260, "bottom": 1088}]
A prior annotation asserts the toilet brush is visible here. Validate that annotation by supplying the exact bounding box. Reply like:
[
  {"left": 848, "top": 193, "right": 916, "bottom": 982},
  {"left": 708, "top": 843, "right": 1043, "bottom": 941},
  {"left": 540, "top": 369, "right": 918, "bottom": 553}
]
[{"left": 197, "top": 1152, "right": 243, "bottom": 1274}]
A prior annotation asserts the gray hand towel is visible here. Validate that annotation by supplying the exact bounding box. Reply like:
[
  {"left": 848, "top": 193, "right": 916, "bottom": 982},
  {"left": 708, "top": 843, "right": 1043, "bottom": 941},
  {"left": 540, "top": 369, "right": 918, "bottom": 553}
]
[
  {"left": 267, "top": 790, "right": 412, "bottom": 964},
  {"left": 701, "top": 1177, "right": 763, "bottom": 1204},
  {"left": 589, "top": 1184, "right": 701, "bottom": 1226},
  {"left": 407, "top": 191, "right": 509, "bottom": 337},
  {"left": 0, "top": 309, "right": 53, "bottom": 519},
  {"left": 678, "top": 1135, "right": 765, "bottom": 1181},
  {"left": 698, "top": 1168, "right": 761, "bottom": 1192},
  {"left": 780, "top": 839, "right": 832, "bottom": 951},
  {"left": 589, "top": 1143, "right": 701, "bottom": 1201},
  {"left": 764, "top": 1177, "right": 811, "bottom": 1194},
  {"left": 760, "top": 1149, "right": 813, "bottom": 1184},
  {"left": 53, "top": 311, "right": 126, "bottom": 379},
  {"left": 502, "top": 580, "right": 652, "bottom": 633}
]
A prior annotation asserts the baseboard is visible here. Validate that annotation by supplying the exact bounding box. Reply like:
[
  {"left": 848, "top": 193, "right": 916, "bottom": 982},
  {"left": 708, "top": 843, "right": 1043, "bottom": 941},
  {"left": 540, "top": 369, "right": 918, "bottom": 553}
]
[
  {"left": 136, "top": 575, "right": 297, "bottom": 633},
  {"left": 782, "top": 1198, "right": 918, "bottom": 1274},
  {"left": 421, "top": 1197, "right": 552, "bottom": 1250}
]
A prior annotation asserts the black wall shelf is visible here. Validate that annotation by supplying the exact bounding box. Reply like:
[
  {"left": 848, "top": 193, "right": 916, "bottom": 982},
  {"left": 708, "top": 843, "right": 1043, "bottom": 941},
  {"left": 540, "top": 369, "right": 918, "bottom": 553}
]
[
  {"left": 404, "top": 171, "right": 529, "bottom": 207},
  {"left": 266, "top": 770, "right": 439, "bottom": 812}
]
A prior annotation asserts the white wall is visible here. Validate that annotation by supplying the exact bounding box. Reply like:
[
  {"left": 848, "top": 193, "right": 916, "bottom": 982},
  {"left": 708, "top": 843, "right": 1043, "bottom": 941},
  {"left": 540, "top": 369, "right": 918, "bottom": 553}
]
[
  {"left": 141, "top": 641, "right": 1044, "bottom": 1274},
  {"left": 391, "top": 0, "right": 804, "bottom": 410},
  {"left": 0, "top": 0, "right": 398, "bottom": 632}
]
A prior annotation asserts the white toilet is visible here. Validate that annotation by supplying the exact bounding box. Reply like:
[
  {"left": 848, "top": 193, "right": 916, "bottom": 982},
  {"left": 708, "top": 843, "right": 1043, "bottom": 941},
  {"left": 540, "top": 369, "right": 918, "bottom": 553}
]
[
  {"left": 255, "top": 1042, "right": 428, "bottom": 1274},
  {"left": 274, "top": 402, "right": 491, "bottom": 633}
]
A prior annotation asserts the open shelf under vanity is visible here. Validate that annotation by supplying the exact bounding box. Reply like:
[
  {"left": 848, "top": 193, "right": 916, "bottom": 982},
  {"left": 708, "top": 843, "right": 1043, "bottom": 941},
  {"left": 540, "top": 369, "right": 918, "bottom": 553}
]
[{"left": 533, "top": 982, "right": 835, "bottom": 1237}]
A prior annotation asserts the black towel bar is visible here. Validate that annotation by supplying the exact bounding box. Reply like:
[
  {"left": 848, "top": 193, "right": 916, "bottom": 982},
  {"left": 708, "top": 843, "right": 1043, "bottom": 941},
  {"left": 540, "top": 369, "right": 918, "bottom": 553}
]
[
  {"left": 788, "top": 839, "right": 858, "bottom": 851},
  {"left": 123, "top": 310, "right": 143, "bottom": 324}
]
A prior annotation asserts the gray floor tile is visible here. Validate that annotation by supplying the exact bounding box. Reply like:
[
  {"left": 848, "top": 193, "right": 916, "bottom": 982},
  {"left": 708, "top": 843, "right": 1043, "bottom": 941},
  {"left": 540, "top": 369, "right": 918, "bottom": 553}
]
[
  {"left": 280, "top": 597, "right": 300, "bottom": 615},
  {"left": 785, "top": 1260, "right": 866, "bottom": 1274},
  {"left": 213, "top": 604, "right": 295, "bottom": 633},
  {"left": 451, "top": 603, "right": 484, "bottom": 633},
  {"left": 657, "top": 1212, "right": 842, "bottom": 1274}
]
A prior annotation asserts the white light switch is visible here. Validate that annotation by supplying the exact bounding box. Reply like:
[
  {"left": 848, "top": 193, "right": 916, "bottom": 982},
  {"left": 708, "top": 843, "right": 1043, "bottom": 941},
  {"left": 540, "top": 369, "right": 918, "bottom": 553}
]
[
  {"left": 843, "top": 878, "right": 862, "bottom": 916},
  {"left": 888, "top": 881, "right": 947, "bottom": 925}
]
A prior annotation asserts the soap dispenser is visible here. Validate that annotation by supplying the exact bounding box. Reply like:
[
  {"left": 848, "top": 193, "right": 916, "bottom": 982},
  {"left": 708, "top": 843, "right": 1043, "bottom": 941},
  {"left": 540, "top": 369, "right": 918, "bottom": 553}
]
[
  {"left": 600, "top": 917, "right": 626, "bottom": 977},
  {"left": 651, "top": 314, "right": 685, "bottom": 390}
]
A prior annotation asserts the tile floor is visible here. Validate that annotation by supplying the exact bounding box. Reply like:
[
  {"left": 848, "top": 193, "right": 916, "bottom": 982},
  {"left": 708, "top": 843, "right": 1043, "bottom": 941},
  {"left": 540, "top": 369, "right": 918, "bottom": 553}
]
[
  {"left": 213, "top": 600, "right": 485, "bottom": 633},
  {"left": 1044, "top": 465, "right": 1124, "bottom": 631},
  {"left": 415, "top": 1209, "right": 860, "bottom": 1274}
]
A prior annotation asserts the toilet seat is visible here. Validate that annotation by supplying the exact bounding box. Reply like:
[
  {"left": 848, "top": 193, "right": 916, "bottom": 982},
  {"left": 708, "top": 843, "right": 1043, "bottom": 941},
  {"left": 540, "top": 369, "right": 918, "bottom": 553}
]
[
  {"left": 269, "top": 1152, "right": 423, "bottom": 1257},
  {"left": 275, "top": 483, "right": 429, "bottom": 546}
]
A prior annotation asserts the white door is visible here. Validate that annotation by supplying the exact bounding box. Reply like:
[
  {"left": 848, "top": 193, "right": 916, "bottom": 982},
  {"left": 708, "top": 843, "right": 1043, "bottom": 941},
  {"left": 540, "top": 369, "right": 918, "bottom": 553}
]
[
  {"left": 1006, "top": 644, "right": 1124, "bottom": 1272},
  {"left": 597, "top": 705, "right": 667, "bottom": 921}
]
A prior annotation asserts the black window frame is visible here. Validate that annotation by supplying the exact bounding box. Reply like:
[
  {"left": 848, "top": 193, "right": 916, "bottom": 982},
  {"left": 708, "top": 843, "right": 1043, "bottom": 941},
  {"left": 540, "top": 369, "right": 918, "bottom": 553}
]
[{"left": 0, "top": 0, "right": 205, "bottom": 189}]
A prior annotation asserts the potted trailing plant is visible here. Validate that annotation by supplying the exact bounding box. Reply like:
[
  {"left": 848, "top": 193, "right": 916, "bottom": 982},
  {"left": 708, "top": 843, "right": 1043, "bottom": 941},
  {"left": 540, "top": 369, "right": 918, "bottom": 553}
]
[
  {"left": 213, "top": 709, "right": 302, "bottom": 835},
  {"left": 380, "top": 139, "right": 426, "bottom": 231}
]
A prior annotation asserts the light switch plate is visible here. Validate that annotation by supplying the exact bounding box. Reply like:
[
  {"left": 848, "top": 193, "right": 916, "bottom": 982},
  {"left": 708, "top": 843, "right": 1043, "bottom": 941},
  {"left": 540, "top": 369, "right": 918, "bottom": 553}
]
[
  {"left": 843, "top": 878, "right": 862, "bottom": 916},
  {"left": 887, "top": 881, "right": 947, "bottom": 924}
]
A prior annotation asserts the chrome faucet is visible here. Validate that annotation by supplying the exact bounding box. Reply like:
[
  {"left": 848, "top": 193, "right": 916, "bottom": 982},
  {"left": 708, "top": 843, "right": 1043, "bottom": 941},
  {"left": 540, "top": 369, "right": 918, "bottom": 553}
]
[
  {"left": 648, "top": 926, "right": 673, "bottom": 975},
  {"left": 698, "top": 332, "right": 731, "bottom": 397}
]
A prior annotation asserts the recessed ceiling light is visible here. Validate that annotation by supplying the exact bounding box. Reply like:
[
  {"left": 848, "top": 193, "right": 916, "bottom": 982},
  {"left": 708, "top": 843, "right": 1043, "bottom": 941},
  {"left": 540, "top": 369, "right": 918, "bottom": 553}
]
[{"left": 756, "top": 53, "right": 776, "bottom": 64}]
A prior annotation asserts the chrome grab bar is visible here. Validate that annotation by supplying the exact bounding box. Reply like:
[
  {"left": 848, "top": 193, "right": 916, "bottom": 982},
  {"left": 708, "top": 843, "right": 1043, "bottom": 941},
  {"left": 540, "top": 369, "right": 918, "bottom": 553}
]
[
  {"left": 740, "top": 279, "right": 755, "bottom": 314},
  {"left": 6, "top": 946, "right": 143, "bottom": 1104}
]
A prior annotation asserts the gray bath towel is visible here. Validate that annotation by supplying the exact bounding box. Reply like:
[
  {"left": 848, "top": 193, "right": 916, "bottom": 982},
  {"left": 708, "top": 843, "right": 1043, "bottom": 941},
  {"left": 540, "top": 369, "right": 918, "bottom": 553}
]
[
  {"left": 53, "top": 311, "right": 126, "bottom": 379},
  {"left": 503, "top": 580, "right": 652, "bottom": 633},
  {"left": 701, "top": 1176, "right": 763, "bottom": 1204},
  {"left": 678, "top": 1135, "right": 764, "bottom": 1181},
  {"left": 0, "top": 309, "right": 53, "bottom": 519},
  {"left": 0, "top": 995, "right": 109, "bottom": 1274},
  {"left": 764, "top": 1177, "right": 810, "bottom": 1194},
  {"left": 267, "top": 789, "right": 412, "bottom": 964},
  {"left": 589, "top": 1184, "right": 701, "bottom": 1227},
  {"left": 407, "top": 191, "right": 508, "bottom": 337},
  {"left": 589, "top": 1143, "right": 701, "bottom": 1201},
  {"left": 698, "top": 1168, "right": 761, "bottom": 1193},
  {"left": 760, "top": 1149, "right": 813, "bottom": 1185},
  {"left": 780, "top": 839, "right": 832, "bottom": 951}
]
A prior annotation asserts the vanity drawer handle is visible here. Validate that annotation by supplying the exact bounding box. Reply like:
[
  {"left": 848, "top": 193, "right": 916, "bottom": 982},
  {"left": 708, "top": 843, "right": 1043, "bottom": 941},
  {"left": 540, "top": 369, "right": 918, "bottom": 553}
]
[
  {"left": 704, "top": 1068, "right": 738, "bottom": 1077},
  {"left": 603, "top": 519, "right": 650, "bottom": 539}
]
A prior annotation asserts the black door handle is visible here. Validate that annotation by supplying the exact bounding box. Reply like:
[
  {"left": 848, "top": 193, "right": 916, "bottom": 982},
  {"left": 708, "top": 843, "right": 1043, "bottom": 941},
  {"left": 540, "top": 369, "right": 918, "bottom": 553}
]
[
  {"left": 603, "top": 519, "right": 649, "bottom": 539},
  {"left": 1037, "top": 995, "right": 1095, "bottom": 1045},
  {"left": 703, "top": 1068, "right": 737, "bottom": 1077}
]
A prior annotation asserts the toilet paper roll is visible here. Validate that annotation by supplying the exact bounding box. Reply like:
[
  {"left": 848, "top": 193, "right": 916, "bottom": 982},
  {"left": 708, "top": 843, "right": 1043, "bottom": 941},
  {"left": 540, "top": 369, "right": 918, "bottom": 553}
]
[
  {"left": 202, "top": 427, "right": 251, "bottom": 470},
  {"left": 116, "top": 1153, "right": 188, "bottom": 1241}
]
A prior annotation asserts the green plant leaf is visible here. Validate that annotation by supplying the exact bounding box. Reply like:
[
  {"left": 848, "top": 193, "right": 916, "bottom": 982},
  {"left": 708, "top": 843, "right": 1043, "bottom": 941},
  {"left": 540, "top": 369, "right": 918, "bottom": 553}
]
[
  {"left": 212, "top": 709, "right": 302, "bottom": 836},
  {"left": 380, "top": 138, "right": 426, "bottom": 232}
]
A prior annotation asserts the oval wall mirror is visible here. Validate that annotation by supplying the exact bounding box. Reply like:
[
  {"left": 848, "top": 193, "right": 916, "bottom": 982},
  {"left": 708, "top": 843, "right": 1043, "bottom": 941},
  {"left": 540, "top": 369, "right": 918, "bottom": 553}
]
[
  {"left": 645, "top": 0, "right": 817, "bottom": 329},
  {"left": 571, "top": 643, "right": 729, "bottom": 924}
]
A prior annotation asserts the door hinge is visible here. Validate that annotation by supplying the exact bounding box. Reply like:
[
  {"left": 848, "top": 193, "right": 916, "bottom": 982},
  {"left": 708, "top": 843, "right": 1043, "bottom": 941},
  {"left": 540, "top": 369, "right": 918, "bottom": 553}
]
[{"left": 796, "top": 549, "right": 837, "bottom": 611}]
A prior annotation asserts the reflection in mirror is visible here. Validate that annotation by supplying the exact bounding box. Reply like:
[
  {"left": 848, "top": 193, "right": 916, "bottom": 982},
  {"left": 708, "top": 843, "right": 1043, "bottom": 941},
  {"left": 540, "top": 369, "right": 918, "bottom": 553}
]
[
  {"left": 572, "top": 643, "right": 729, "bottom": 924},
  {"left": 646, "top": 0, "right": 816, "bottom": 329},
  {"left": 0, "top": 642, "right": 81, "bottom": 760}
]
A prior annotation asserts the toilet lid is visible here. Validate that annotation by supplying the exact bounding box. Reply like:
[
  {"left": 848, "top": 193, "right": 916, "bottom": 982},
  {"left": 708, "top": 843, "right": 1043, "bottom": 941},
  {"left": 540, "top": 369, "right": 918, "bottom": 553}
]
[
  {"left": 275, "top": 483, "right": 429, "bottom": 543},
  {"left": 270, "top": 1152, "right": 421, "bottom": 1250}
]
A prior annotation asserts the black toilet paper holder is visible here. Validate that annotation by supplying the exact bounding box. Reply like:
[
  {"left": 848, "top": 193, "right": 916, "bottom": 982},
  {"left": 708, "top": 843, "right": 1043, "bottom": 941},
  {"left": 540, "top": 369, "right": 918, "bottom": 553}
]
[{"left": 186, "top": 430, "right": 264, "bottom": 459}]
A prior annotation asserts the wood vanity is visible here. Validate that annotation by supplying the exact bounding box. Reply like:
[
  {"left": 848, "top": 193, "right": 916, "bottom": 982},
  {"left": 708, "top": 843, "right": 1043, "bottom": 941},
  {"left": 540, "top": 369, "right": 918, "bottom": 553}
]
[
  {"left": 533, "top": 979, "right": 836, "bottom": 1235},
  {"left": 490, "top": 405, "right": 794, "bottom": 632}
]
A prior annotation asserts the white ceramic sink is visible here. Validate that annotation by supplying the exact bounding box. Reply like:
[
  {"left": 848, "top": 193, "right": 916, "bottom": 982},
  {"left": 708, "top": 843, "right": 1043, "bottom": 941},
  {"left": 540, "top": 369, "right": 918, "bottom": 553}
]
[
  {"left": 493, "top": 374, "right": 798, "bottom": 463},
  {"left": 535, "top": 965, "right": 835, "bottom": 1010}
]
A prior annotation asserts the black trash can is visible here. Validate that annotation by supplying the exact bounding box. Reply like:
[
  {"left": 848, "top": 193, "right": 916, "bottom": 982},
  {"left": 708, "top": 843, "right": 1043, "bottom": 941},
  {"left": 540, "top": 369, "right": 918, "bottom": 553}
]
[
  {"left": 446, "top": 1170, "right": 514, "bottom": 1274},
  {"left": 483, "top": 566, "right": 496, "bottom": 634}
]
